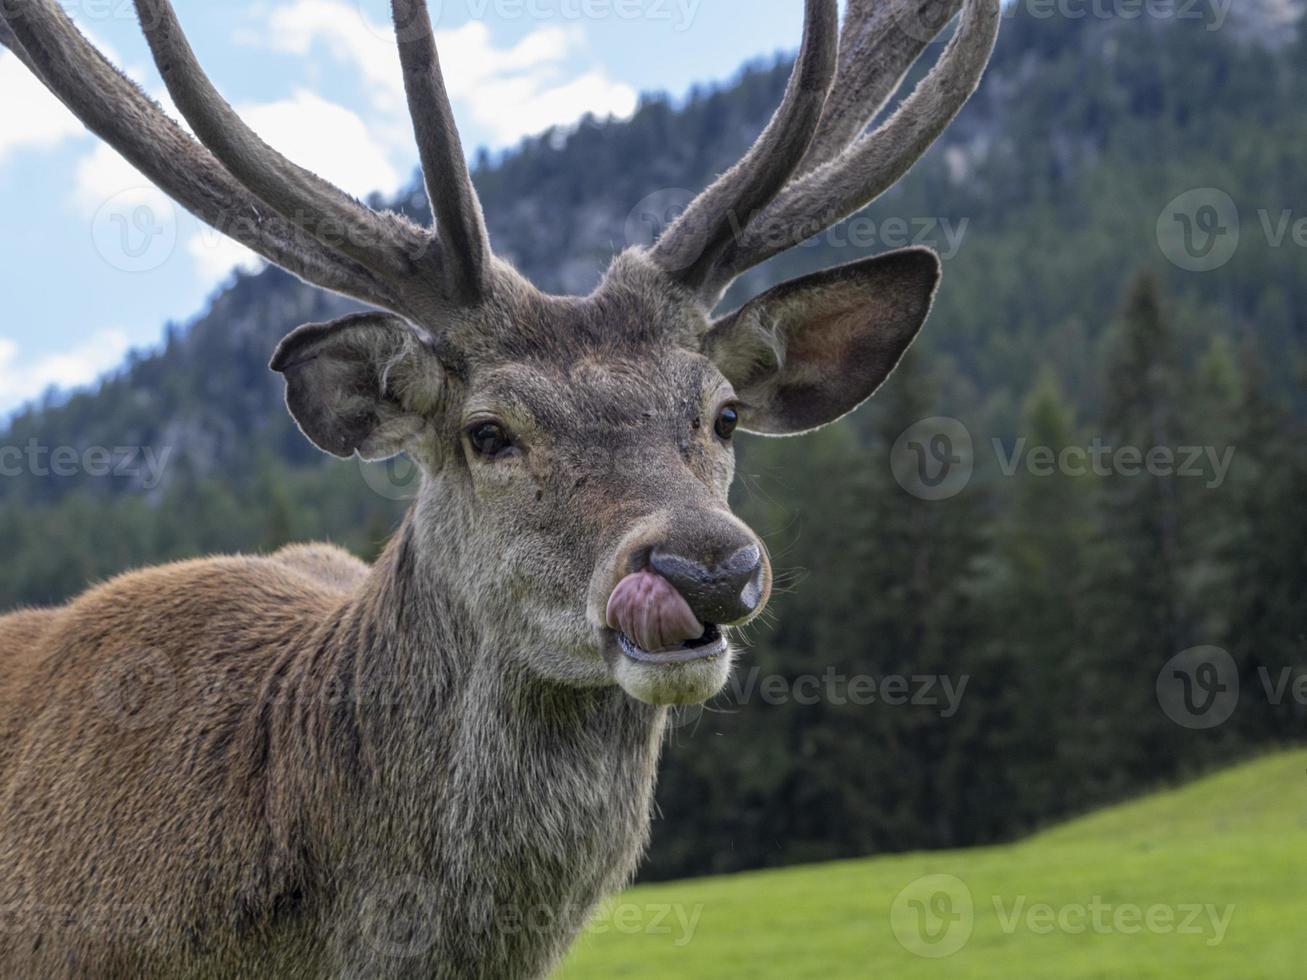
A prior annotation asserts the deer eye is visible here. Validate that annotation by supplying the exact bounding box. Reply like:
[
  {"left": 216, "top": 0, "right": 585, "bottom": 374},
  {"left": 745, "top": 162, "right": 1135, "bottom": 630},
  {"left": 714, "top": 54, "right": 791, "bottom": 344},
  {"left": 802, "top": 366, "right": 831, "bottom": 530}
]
[
  {"left": 468, "top": 421, "right": 513, "bottom": 458},
  {"left": 714, "top": 405, "right": 740, "bottom": 441}
]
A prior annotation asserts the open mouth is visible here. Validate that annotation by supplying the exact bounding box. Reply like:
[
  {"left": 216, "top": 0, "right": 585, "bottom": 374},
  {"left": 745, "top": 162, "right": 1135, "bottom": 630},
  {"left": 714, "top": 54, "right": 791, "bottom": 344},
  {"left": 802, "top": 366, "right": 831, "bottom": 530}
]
[{"left": 615, "top": 623, "right": 727, "bottom": 665}]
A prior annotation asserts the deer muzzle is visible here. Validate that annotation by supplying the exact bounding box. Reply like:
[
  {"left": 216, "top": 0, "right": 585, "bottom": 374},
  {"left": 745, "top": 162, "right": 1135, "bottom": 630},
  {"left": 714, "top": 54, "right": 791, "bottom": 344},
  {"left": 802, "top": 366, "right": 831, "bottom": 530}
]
[{"left": 605, "top": 545, "right": 764, "bottom": 663}]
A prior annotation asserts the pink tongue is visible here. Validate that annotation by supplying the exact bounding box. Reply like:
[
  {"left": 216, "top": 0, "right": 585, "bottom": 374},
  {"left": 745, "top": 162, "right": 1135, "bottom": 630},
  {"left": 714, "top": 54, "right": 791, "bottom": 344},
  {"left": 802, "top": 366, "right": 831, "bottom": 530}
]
[{"left": 606, "top": 571, "right": 704, "bottom": 653}]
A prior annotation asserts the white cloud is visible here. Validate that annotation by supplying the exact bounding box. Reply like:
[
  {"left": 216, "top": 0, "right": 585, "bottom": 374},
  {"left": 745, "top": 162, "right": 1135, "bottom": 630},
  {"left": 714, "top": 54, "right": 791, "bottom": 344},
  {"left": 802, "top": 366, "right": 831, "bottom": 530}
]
[
  {"left": 0, "top": 50, "right": 87, "bottom": 165},
  {"left": 237, "top": 89, "right": 402, "bottom": 198},
  {"left": 70, "top": 141, "right": 174, "bottom": 217},
  {"left": 262, "top": 0, "right": 407, "bottom": 115},
  {"left": 436, "top": 22, "right": 638, "bottom": 143},
  {"left": 65, "top": 89, "right": 388, "bottom": 285},
  {"left": 438, "top": 22, "right": 574, "bottom": 96},
  {"left": 0, "top": 329, "right": 131, "bottom": 414},
  {"left": 66, "top": 76, "right": 396, "bottom": 211},
  {"left": 185, "top": 231, "right": 264, "bottom": 283},
  {"left": 472, "top": 66, "right": 638, "bottom": 145},
  {"left": 254, "top": 1, "right": 637, "bottom": 147},
  {"left": 0, "top": 23, "right": 132, "bottom": 166}
]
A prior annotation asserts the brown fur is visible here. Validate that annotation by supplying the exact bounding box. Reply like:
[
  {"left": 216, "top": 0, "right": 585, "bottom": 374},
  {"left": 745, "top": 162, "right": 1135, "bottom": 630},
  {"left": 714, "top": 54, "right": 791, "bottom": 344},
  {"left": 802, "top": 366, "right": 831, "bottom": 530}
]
[{"left": 0, "top": 526, "right": 665, "bottom": 977}]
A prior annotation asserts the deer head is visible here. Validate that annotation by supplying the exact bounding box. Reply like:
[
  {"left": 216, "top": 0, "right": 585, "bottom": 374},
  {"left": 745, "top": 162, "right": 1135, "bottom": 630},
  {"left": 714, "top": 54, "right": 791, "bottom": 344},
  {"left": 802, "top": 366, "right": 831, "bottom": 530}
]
[{"left": 1, "top": 0, "right": 1000, "bottom": 706}]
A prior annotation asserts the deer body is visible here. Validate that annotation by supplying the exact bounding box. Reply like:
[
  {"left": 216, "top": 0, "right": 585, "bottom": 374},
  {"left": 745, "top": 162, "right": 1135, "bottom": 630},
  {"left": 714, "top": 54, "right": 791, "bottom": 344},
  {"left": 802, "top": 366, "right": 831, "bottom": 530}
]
[
  {"left": 0, "top": 0, "right": 998, "bottom": 974},
  {"left": 0, "top": 524, "right": 663, "bottom": 978}
]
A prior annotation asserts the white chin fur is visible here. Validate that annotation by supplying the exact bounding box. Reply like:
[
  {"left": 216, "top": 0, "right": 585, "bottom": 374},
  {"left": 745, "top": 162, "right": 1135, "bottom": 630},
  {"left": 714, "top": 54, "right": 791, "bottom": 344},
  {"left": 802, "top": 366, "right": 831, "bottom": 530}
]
[{"left": 613, "top": 650, "right": 734, "bottom": 705}]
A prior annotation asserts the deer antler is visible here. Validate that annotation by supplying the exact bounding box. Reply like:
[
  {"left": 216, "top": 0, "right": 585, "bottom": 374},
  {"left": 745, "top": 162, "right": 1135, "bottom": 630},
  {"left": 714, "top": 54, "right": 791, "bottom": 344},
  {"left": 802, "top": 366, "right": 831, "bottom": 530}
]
[
  {"left": 650, "top": 0, "right": 1001, "bottom": 305},
  {"left": 0, "top": 0, "right": 401, "bottom": 310},
  {"left": 3, "top": 0, "right": 999, "bottom": 325},
  {"left": 132, "top": 0, "right": 429, "bottom": 282},
  {"left": 798, "top": 0, "right": 969, "bottom": 175},
  {"left": 0, "top": 0, "right": 492, "bottom": 315},
  {"left": 392, "top": 0, "right": 493, "bottom": 302},
  {"left": 650, "top": 0, "right": 839, "bottom": 293}
]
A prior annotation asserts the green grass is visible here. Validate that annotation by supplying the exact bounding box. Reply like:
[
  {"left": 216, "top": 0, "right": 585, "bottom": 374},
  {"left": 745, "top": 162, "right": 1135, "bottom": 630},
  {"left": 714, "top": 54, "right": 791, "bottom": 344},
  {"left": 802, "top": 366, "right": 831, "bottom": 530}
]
[{"left": 559, "top": 749, "right": 1307, "bottom": 978}]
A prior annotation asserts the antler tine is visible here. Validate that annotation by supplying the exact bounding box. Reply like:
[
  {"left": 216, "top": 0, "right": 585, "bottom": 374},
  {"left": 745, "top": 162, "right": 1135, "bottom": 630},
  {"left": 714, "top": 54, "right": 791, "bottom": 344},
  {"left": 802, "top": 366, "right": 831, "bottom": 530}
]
[
  {"left": 132, "top": 0, "right": 431, "bottom": 286},
  {"left": 649, "top": 0, "right": 839, "bottom": 295},
  {"left": 710, "top": 0, "right": 1001, "bottom": 296},
  {"left": 391, "top": 0, "right": 492, "bottom": 302},
  {"left": 798, "top": 0, "right": 966, "bottom": 176},
  {"left": 1, "top": 0, "right": 396, "bottom": 309}
]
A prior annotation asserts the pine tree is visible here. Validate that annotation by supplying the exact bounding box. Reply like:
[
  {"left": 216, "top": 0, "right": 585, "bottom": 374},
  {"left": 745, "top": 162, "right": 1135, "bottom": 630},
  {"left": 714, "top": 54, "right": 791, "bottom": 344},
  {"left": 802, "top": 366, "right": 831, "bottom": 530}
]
[
  {"left": 1086, "top": 270, "right": 1199, "bottom": 792},
  {"left": 1220, "top": 346, "right": 1307, "bottom": 743},
  {"left": 976, "top": 369, "right": 1098, "bottom": 826}
]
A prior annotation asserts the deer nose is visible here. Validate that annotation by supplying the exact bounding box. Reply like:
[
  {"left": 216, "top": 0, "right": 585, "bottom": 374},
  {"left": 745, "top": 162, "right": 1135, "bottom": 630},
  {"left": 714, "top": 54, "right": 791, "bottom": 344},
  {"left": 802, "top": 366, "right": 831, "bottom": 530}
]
[{"left": 648, "top": 544, "right": 765, "bottom": 626}]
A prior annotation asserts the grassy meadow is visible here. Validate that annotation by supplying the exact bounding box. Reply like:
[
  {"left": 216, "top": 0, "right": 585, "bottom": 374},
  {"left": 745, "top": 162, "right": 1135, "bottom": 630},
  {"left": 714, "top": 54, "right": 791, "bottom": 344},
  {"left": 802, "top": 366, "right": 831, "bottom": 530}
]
[{"left": 560, "top": 750, "right": 1307, "bottom": 978}]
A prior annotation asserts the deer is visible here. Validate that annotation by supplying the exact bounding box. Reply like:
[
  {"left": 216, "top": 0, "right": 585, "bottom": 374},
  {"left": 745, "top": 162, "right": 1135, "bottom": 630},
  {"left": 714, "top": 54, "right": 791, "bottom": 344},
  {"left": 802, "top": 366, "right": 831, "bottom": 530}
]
[{"left": 0, "top": 0, "right": 999, "bottom": 976}]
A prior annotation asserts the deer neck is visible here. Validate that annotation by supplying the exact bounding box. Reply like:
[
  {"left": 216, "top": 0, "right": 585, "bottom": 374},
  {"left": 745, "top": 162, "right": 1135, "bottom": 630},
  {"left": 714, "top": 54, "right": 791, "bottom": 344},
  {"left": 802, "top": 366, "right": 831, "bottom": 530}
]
[{"left": 290, "top": 510, "right": 667, "bottom": 966}]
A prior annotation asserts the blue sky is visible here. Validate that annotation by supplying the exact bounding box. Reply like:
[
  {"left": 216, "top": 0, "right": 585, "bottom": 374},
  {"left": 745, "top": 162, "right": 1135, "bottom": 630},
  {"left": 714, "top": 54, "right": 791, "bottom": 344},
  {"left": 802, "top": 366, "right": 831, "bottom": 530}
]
[{"left": 0, "top": 0, "right": 807, "bottom": 414}]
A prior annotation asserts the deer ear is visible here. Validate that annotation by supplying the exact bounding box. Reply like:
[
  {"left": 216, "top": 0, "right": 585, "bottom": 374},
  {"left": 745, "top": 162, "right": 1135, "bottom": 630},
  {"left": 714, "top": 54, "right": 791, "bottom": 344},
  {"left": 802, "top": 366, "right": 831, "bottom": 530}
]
[
  {"left": 270, "top": 312, "right": 443, "bottom": 460},
  {"left": 703, "top": 248, "right": 941, "bottom": 435}
]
